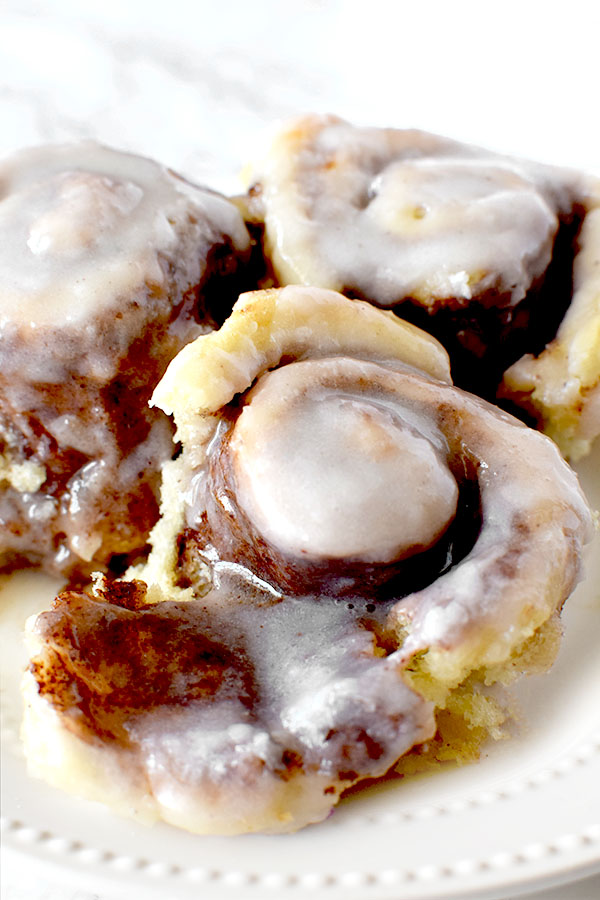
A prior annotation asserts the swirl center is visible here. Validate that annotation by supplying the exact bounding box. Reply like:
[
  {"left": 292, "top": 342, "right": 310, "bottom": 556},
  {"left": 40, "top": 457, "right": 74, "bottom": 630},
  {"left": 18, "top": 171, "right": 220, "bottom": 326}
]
[{"left": 229, "top": 361, "right": 459, "bottom": 564}]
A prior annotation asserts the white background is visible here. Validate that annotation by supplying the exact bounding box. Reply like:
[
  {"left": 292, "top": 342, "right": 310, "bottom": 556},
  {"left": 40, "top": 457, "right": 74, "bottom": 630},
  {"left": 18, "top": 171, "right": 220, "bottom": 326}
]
[
  {"left": 1, "top": 0, "right": 598, "bottom": 188},
  {"left": 1, "top": 1, "right": 599, "bottom": 898}
]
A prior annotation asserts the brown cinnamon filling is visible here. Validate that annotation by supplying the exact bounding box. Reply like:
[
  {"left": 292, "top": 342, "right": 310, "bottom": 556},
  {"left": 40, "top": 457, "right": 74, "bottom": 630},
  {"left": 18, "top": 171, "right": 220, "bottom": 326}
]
[
  {"left": 354, "top": 205, "right": 586, "bottom": 403},
  {"left": 29, "top": 568, "right": 429, "bottom": 787},
  {"left": 30, "top": 579, "right": 257, "bottom": 746}
]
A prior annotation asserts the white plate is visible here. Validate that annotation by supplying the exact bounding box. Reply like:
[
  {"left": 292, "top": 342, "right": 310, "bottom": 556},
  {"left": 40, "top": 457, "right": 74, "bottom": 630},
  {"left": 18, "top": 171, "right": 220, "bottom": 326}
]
[{"left": 1, "top": 444, "right": 599, "bottom": 900}]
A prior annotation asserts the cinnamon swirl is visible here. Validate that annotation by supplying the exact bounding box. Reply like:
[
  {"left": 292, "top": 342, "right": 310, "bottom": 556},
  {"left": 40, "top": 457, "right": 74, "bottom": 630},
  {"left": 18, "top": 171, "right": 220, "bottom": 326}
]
[
  {"left": 245, "top": 114, "right": 600, "bottom": 458},
  {"left": 22, "top": 287, "right": 593, "bottom": 834}
]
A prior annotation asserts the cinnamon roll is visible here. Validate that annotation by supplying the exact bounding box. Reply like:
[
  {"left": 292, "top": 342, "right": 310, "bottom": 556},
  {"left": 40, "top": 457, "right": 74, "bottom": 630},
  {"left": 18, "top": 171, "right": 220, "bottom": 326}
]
[
  {"left": 0, "top": 142, "right": 251, "bottom": 578},
  {"left": 245, "top": 114, "right": 600, "bottom": 458},
  {"left": 22, "top": 287, "right": 593, "bottom": 834}
]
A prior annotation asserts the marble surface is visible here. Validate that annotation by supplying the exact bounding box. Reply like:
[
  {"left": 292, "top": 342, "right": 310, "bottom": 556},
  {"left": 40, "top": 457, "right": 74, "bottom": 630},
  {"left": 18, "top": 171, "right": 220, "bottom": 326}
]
[{"left": 1, "top": 1, "right": 599, "bottom": 898}]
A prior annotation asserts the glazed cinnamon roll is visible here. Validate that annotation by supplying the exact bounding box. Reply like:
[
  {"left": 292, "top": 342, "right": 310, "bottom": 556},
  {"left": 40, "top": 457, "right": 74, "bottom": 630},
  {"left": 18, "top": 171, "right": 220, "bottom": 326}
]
[
  {"left": 0, "top": 142, "right": 251, "bottom": 578},
  {"left": 22, "top": 287, "right": 593, "bottom": 834},
  {"left": 245, "top": 114, "right": 600, "bottom": 458}
]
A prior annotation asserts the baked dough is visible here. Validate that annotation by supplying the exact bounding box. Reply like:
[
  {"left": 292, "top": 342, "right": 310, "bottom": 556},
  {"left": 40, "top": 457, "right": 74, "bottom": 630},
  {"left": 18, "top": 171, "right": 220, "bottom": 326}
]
[
  {"left": 245, "top": 114, "right": 600, "bottom": 457},
  {"left": 22, "top": 287, "right": 593, "bottom": 834},
  {"left": 0, "top": 142, "right": 251, "bottom": 577}
]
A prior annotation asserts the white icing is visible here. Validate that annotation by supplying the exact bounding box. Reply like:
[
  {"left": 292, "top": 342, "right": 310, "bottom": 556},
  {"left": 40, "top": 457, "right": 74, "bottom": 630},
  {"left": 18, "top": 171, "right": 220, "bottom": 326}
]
[
  {"left": 387, "top": 386, "right": 594, "bottom": 665},
  {"left": 220, "top": 350, "right": 593, "bottom": 674},
  {"left": 363, "top": 160, "right": 556, "bottom": 302},
  {"left": 258, "top": 115, "right": 586, "bottom": 307},
  {"left": 23, "top": 281, "right": 595, "bottom": 835},
  {"left": 0, "top": 142, "right": 250, "bottom": 328},
  {"left": 126, "top": 581, "right": 435, "bottom": 830},
  {"left": 230, "top": 358, "right": 458, "bottom": 562},
  {"left": 25, "top": 172, "right": 143, "bottom": 256},
  {"left": 142, "top": 290, "right": 592, "bottom": 833},
  {"left": 0, "top": 142, "right": 253, "bottom": 574}
]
